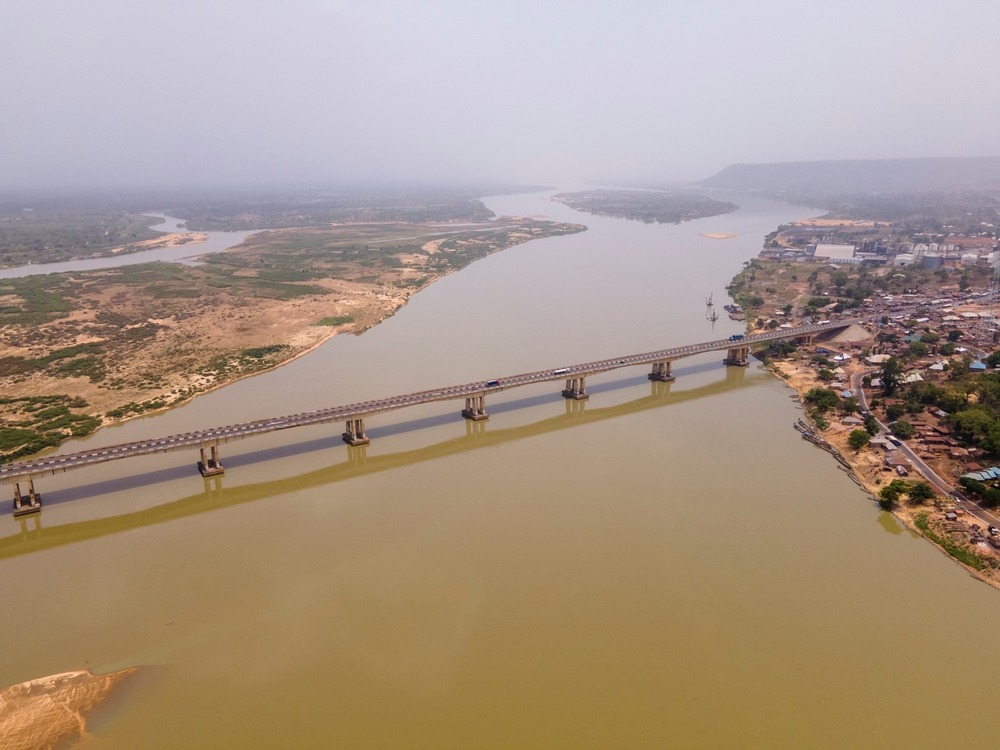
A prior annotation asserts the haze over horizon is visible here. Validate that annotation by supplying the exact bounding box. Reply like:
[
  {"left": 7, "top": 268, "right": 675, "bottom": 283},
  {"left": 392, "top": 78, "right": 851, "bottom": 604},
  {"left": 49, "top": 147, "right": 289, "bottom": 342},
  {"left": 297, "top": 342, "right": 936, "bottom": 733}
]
[{"left": 4, "top": 0, "right": 999, "bottom": 190}]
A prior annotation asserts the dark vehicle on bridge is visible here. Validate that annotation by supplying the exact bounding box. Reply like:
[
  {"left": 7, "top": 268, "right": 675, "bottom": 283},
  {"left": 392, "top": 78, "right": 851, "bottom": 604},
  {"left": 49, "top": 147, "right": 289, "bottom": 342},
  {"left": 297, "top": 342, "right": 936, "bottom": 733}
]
[
  {"left": 486, "top": 380, "right": 500, "bottom": 387},
  {"left": 729, "top": 334, "right": 745, "bottom": 341}
]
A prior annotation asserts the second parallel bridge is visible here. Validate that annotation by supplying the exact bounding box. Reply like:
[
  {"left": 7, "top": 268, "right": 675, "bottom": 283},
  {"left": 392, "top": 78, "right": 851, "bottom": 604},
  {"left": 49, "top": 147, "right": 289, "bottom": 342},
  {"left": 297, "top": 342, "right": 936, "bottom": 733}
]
[{"left": 1, "top": 321, "right": 853, "bottom": 500}]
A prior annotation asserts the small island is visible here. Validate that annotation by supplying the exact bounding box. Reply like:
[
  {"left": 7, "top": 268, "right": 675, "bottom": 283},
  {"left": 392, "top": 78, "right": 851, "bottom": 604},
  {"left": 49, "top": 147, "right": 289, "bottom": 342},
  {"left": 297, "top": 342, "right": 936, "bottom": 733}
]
[{"left": 552, "top": 189, "right": 737, "bottom": 224}]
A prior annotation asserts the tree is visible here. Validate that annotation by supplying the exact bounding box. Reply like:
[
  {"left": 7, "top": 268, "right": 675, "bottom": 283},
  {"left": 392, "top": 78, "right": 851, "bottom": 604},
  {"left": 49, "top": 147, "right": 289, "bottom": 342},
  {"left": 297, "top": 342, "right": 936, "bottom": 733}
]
[
  {"left": 947, "top": 329, "right": 963, "bottom": 342},
  {"left": 879, "top": 356, "right": 903, "bottom": 396},
  {"left": 841, "top": 396, "right": 859, "bottom": 415},
  {"left": 832, "top": 270, "right": 850, "bottom": 294},
  {"left": 889, "top": 420, "right": 915, "bottom": 439},
  {"left": 951, "top": 408, "right": 995, "bottom": 443},
  {"left": 804, "top": 388, "right": 840, "bottom": 412},
  {"left": 886, "top": 403, "right": 906, "bottom": 421},
  {"left": 983, "top": 488, "right": 1000, "bottom": 508},
  {"left": 879, "top": 480, "right": 908, "bottom": 510},
  {"left": 848, "top": 429, "right": 871, "bottom": 450},
  {"left": 864, "top": 413, "right": 879, "bottom": 435},
  {"left": 907, "top": 481, "right": 934, "bottom": 505}
]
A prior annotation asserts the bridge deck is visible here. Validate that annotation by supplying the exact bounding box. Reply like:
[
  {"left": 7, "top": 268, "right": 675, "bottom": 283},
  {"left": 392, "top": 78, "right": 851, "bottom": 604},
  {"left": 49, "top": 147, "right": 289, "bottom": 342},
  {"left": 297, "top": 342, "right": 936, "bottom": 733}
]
[{"left": 0, "top": 321, "right": 854, "bottom": 483}]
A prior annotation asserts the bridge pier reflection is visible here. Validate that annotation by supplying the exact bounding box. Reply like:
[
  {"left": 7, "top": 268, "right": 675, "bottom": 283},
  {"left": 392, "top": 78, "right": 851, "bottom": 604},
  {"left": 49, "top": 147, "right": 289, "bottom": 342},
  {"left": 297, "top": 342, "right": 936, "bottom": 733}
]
[
  {"left": 12, "top": 478, "right": 41, "bottom": 516},
  {"left": 202, "top": 474, "right": 224, "bottom": 502},
  {"left": 17, "top": 512, "right": 42, "bottom": 540},
  {"left": 343, "top": 418, "right": 370, "bottom": 446},
  {"left": 562, "top": 376, "right": 589, "bottom": 400},
  {"left": 198, "top": 444, "right": 225, "bottom": 477},
  {"left": 462, "top": 395, "right": 488, "bottom": 421},
  {"left": 650, "top": 379, "right": 673, "bottom": 398},
  {"left": 347, "top": 443, "right": 368, "bottom": 467},
  {"left": 648, "top": 361, "right": 675, "bottom": 382},
  {"left": 465, "top": 417, "right": 488, "bottom": 438}
]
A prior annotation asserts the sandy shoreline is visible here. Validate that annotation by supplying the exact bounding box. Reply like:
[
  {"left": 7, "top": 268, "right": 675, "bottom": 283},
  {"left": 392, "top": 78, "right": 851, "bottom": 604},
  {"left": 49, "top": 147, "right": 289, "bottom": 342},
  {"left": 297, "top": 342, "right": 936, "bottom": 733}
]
[
  {"left": 770, "top": 355, "right": 1000, "bottom": 590},
  {"left": 0, "top": 667, "right": 137, "bottom": 749}
]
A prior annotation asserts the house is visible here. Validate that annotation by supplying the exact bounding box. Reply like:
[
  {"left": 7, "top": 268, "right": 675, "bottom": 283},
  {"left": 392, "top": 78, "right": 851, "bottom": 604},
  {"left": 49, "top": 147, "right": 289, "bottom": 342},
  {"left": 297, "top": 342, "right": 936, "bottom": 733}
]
[
  {"left": 885, "top": 451, "right": 911, "bottom": 469},
  {"left": 961, "top": 467, "right": 1000, "bottom": 482}
]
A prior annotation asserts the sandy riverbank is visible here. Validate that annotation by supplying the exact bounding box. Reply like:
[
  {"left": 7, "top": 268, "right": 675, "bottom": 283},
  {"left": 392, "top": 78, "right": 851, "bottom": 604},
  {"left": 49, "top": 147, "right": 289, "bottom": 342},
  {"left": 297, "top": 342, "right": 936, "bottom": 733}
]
[
  {"left": 769, "top": 355, "right": 1000, "bottom": 589},
  {"left": 0, "top": 668, "right": 136, "bottom": 749}
]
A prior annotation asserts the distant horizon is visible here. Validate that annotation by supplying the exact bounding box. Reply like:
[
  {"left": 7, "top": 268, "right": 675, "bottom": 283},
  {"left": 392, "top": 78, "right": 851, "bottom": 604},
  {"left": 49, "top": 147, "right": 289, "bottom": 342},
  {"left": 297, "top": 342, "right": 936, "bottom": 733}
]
[{"left": 2, "top": 154, "right": 999, "bottom": 196}]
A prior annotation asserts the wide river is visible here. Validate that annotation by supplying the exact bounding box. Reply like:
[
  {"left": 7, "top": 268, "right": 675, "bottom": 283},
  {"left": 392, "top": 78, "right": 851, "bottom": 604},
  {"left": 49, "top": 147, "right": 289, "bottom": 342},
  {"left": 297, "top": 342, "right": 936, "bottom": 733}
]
[{"left": 3, "top": 190, "right": 1000, "bottom": 748}]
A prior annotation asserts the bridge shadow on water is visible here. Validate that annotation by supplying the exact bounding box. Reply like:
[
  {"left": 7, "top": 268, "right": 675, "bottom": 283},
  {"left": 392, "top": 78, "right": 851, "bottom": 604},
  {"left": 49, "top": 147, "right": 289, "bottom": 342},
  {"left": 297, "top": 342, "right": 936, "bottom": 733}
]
[{"left": 1, "top": 361, "right": 753, "bottom": 558}]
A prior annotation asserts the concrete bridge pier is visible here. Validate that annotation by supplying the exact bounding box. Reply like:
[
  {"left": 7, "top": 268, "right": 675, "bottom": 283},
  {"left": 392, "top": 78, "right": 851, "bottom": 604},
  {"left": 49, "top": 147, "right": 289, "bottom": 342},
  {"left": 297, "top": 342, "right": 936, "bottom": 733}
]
[
  {"left": 198, "top": 444, "right": 225, "bottom": 477},
  {"left": 724, "top": 345, "right": 751, "bottom": 367},
  {"left": 562, "top": 376, "right": 589, "bottom": 400},
  {"left": 462, "top": 395, "right": 489, "bottom": 421},
  {"left": 12, "top": 478, "right": 41, "bottom": 516},
  {"left": 648, "top": 361, "right": 675, "bottom": 382},
  {"left": 343, "top": 418, "right": 370, "bottom": 446}
]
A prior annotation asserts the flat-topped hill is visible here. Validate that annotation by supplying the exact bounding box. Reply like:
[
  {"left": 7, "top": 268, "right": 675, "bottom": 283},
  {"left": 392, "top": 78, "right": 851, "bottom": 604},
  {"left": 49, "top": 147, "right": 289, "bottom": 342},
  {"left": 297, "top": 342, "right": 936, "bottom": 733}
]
[{"left": 700, "top": 157, "right": 1000, "bottom": 194}]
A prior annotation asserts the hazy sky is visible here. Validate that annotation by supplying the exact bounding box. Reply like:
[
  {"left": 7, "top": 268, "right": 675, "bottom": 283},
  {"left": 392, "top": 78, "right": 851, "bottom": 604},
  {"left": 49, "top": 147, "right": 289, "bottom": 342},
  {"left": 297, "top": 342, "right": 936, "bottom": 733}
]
[{"left": 3, "top": 0, "right": 999, "bottom": 188}]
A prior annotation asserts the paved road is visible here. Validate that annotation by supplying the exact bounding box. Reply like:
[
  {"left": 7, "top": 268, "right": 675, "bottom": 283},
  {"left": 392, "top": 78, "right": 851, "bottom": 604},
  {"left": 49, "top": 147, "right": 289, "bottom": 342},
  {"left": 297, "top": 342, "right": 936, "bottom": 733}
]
[
  {"left": 0, "top": 321, "right": 855, "bottom": 484},
  {"left": 851, "top": 369, "right": 1000, "bottom": 528}
]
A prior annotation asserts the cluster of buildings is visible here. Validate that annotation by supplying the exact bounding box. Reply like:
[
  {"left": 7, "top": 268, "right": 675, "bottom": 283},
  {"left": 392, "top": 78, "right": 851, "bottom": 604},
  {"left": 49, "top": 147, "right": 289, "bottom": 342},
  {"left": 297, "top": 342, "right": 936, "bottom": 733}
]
[{"left": 762, "top": 238, "right": 1000, "bottom": 269}]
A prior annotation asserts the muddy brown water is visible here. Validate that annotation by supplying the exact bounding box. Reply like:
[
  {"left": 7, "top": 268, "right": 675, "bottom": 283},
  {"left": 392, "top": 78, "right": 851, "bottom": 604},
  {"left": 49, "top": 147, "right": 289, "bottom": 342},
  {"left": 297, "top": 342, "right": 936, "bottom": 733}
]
[{"left": 3, "top": 190, "right": 1000, "bottom": 748}]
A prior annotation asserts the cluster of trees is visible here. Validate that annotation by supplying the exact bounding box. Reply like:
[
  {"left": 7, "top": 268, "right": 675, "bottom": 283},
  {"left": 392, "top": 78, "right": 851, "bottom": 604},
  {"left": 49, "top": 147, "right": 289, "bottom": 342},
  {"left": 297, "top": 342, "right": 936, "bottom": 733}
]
[
  {"left": 880, "top": 356, "right": 1000, "bottom": 454},
  {"left": 878, "top": 479, "right": 935, "bottom": 510},
  {"left": 551, "top": 190, "right": 738, "bottom": 225},
  {"left": 958, "top": 476, "right": 1000, "bottom": 508}
]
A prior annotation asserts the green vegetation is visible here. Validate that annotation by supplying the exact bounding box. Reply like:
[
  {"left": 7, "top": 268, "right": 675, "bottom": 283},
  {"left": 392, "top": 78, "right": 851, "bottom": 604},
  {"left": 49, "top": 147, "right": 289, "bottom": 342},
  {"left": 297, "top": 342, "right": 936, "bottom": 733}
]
[
  {"left": 0, "top": 395, "right": 99, "bottom": 462},
  {"left": 552, "top": 189, "right": 737, "bottom": 225},
  {"left": 804, "top": 387, "right": 840, "bottom": 412},
  {"left": 0, "top": 192, "right": 585, "bottom": 461},
  {"left": 848, "top": 429, "right": 871, "bottom": 450},
  {"left": 879, "top": 479, "right": 936, "bottom": 510},
  {"left": 318, "top": 315, "right": 354, "bottom": 326},
  {"left": 0, "top": 194, "right": 162, "bottom": 267},
  {"left": 889, "top": 420, "right": 915, "bottom": 439},
  {"left": 914, "top": 512, "right": 986, "bottom": 571}
]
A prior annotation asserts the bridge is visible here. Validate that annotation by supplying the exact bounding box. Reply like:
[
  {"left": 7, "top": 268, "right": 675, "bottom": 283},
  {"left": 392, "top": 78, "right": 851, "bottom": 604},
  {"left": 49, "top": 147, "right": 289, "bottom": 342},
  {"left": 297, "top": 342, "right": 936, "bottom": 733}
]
[{"left": 2, "top": 320, "right": 855, "bottom": 515}]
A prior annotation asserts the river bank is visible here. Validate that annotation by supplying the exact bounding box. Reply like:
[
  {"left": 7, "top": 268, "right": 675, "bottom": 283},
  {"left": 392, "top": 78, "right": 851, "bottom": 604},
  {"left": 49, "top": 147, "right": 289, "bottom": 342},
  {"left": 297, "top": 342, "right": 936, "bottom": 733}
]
[
  {"left": 0, "top": 217, "right": 583, "bottom": 461},
  {"left": 776, "top": 353, "right": 1000, "bottom": 588},
  {"left": 0, "top": 668, "right": 136, "bottom": 749}
]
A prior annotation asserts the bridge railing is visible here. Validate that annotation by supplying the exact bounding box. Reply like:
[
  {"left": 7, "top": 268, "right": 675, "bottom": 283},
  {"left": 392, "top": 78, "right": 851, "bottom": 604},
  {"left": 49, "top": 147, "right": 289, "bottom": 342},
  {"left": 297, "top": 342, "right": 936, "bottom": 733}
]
[{"left": 0, "top": 320, "right": 858, "bottom": 486}]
